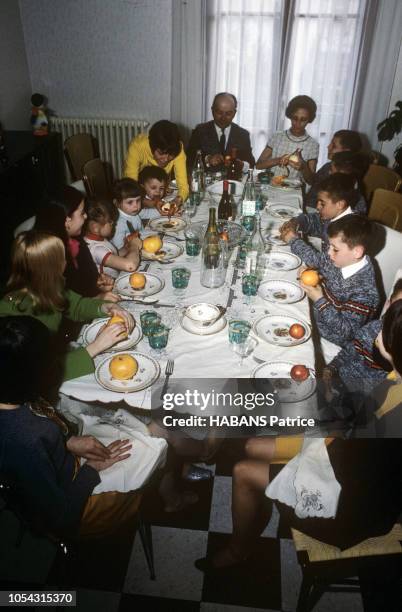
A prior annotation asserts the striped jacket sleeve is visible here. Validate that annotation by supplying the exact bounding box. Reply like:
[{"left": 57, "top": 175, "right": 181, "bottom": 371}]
[{"left": 313, "top": 282, "right": 377, "bottom": 347}]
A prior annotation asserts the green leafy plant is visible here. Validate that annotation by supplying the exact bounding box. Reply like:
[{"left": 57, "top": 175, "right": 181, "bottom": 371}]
[{"left": 377, "top": 101, "right": 402, "bottom": 141}]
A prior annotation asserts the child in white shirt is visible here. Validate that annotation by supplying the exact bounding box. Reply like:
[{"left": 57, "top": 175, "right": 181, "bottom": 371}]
[
  {"left": 111, "top": 178, "right": 144, "bottom": 250},
  {"left": 84, "top": 199, "right": 141, "bottom": 278}
]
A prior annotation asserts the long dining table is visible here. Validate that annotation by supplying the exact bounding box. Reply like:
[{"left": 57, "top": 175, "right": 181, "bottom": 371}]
[{"left": 60, "top": 182, "right": 318, "bottom": 420}]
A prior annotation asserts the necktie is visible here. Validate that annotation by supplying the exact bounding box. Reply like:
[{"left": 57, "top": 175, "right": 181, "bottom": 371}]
[{"left": 219, "top": 128, "right": 226, "bottom": 154}]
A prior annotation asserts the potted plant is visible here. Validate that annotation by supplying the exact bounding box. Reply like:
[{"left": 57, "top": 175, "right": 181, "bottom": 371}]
[{"left": 377, "top": 101, "right": 402, "bottom": 175}]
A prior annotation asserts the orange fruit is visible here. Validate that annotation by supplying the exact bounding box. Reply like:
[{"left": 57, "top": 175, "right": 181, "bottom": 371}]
[
  {"left": 107, "top": 314, "right": 128, "bottom": 338},
  {"left": 300, "top": 269, "right": 319, "bottom": 287},
  {"left": 271, "top": 175, "right": 286, "bottom": 186},
  {"left": 289, "top": 323, "right": 306, "bottom": 339},
  {"left": 129, "top": 272, "right": 146, "bottom": 290},
  {"left": 290, "top": 364, "right": 309, "bottom": 382},
  {"left": 143, "top": 235, "right": 163, "bottom": 254},
  {"left": 109, "top": 354, "right": 138, "bottom": 380}
]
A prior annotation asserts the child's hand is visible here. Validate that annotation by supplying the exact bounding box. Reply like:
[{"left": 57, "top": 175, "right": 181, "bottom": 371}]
[
  {"left": 100, "top": 304, "right": 135, "bottom": 333},
  {"left": 280, "top": 226, "right": 298, "bottom": 243},
  {"left": 126, "top": 235, "right": 142, "bottom": 252},
  {"left": 86, "top": 322, "right": 128, "bottom": 357},
  {"left": 301, "top": 282, "right": 324, "bottom": 302},
  {"left": 97, "top": 272, "right": 114, "bottom": 293}
]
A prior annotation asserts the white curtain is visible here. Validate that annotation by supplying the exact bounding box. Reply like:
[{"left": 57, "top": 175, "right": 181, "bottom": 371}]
[
  {"left": 280, "top": 0, "right": 368, "bottom": 166},
  {"left": 205, "top": 0, "right": 286, "bottom": 158},
  {"left": 204, "top": 0, "right": 371, "bottom": 165}
]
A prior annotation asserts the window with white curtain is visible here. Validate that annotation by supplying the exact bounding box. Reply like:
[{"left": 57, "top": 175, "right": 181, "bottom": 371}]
[{"left": 206, "top": 0, "right": 367, "bottom": 165}]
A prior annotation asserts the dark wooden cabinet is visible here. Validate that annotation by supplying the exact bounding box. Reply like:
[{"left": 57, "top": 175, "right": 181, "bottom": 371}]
[{"left": 0, "top": 131, "right": 64, "bottom": 285}]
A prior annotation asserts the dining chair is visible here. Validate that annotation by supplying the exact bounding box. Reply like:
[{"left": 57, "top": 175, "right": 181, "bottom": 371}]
[
  {"left": 82, "top": 157, "right": 113, "bottom": 198},
  {"left": 0, "top": 474, "right": 156, "bottom": 582},
  {"left": 367, "top": 222, "right": 402, "bottom": 301},
  {"left": 368, "top": 189, "right": 402, "bottom": 231},
  {"left": 64, "top": 133, "right": 98, "bottom": 182},
  {"left": 362, "top": 164, "right": 402, "bottom": 204},
  {"left": 291, "top": 523, "right": 402, "bottom": 611}
]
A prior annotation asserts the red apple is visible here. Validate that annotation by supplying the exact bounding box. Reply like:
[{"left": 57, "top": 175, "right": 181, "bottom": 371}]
[
  {"left": 290, "top": 364, "right": 310, "bottom": 382},
  {"left": 289, "top": 323, "right": 306, "bottom": 339}
]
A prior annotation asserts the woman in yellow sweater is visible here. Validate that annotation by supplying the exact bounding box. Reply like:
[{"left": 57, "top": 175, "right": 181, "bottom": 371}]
[{"left": 124, "top": 120, "right": 189, "bottom": 206}]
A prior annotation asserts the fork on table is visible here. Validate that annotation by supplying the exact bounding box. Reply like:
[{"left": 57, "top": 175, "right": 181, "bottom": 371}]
[{"left": 160, "top": 359, "right": 174, "bottom": 399}]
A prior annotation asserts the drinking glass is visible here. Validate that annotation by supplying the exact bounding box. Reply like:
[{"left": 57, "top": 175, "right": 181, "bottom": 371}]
[
  {"left": 148, "top": 323, "right": 170, "bottom": 358},
  {"left": 184, "top": 229, "right": 201, "bottom": 257},
  {"left": 232, "top": 336, "right": 258, "bottom": 367},
  {"left": 140, "top": 311, "right": 161, "bottom": 336},
  {"left": 172, "top": 267, "right": 191, "bottom": 289},
  {"left": 242, "top": 272, "right": 259, "bottom": 305},
  {"left": 241, "top": 215, "right": 255, "bottom": 233},
  {"left": 185, "top": 197, "right": 197, "bottom": 218},
  {"left": 190, "top": 192, "right": 202, "bottom": 207},
  {"left": 228, "top": 320, "right": 251, "bottom": 344}
]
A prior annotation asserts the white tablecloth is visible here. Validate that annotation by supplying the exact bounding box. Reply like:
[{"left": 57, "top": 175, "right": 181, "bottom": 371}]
[{"left": 60, "top": 186, "right": 315, "bottom": 413}]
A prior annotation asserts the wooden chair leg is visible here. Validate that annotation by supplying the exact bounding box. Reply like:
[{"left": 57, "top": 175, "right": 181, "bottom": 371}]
[{"left": 138, "top": 517, "right": 156, "bottom": 580}]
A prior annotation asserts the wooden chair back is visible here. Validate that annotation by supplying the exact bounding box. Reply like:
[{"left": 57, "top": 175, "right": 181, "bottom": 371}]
[
  {"left": 64, "top": 133, "right": 98, "bottom": 181},
  {"left": 369, "top": 188, "right": 402, "bottom": 231},
  {"left": 82, "top": 158, "right": 113, "bottom": 198},
  {"left": 362, "top": 164, "right": 402, "bottom": 203}
]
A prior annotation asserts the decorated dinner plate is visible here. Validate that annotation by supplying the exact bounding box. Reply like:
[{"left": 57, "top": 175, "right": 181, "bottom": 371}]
[
  {"left": 266, "top": 203, "right": 300, "bottom": 219},
  {"left": 148, "top": 216, "right": 187, "bottom": 232},
  {"left": 252, "top": 361, "right": 316, "bottom": 403},
  {"left": 252, "top": 315, "right": 311, "bottom": 347},
  {"left": 258, "top": 279, "right": 305, "bottom": 304},
  {"left": 142, "top": 240, "right": 183, "bottom": 262},
  {"left": 95, "top": 351, "right": 160, "bottom": 393},
  {"left": 82, "top": 318, "right": 142, "bottom": 352},
  {"left": 115, "top": 272, "right": 164, "bottom": 298},
  {"left": 264, "top": 251, "right": 301, "bottom": 271}
]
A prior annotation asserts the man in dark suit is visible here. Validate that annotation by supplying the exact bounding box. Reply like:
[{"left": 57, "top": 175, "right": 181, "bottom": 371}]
[{"left": 186, "top": 93, "right": 255, "bottom": 171}]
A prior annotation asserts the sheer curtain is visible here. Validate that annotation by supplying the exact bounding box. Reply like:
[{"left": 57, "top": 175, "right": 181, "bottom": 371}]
[
  {"left": 205, "top": 0, "right": 286, "bottom": 157},
  {"left": 205, "top": 0, "right": 369, "bottom": 165},
  {"left": 280, "top": 0, "right": 368, "bottom": 166}
]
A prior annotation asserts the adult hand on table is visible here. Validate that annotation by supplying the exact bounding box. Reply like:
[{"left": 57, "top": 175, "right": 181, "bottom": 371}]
[
  {"left": 87, "top": 439, "right": 132, "bottom": 471},
  {"left": 100, "top": 304, "right": 135, "bottom": 333},
  {"left": 67, "top": 435, "right": 110, "bottom": 461}
]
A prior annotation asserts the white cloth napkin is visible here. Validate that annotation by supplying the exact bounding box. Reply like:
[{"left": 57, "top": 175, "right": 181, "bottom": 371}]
[
  {"left": 79, "top": 409, "right": 167, "bottom": 494},
  {"left": 266, "top": 438, "right": 341, "bottom": 519}
]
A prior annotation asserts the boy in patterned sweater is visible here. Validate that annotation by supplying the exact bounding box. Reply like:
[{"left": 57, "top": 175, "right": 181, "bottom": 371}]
[
  {"left": 281, "top": 215, "right": 379, "bottom": 347},
  {"left": 324, "top": 279, "right": 402, "bottom": 392},
  {"left": 280, "top": 173, "right": 359, "bottom": 253}
]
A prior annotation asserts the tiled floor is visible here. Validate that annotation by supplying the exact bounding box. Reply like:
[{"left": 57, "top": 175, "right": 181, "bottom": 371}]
[{"left": 1, "top": 439, "right": 400, "bottom": 611}]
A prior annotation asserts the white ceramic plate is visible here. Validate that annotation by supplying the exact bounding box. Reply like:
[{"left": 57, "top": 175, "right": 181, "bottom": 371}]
[
  {"left": 142, "top": 241, "right": 183, "bottom": 262},
  {"left": 252, "top": 361, "right": 316, "bottom": 403},
  {"left": 252, "top": 315, "right": 311, "bottom": 347},
  {"left": 115, "top": 272, "right": 164, "bottom": 298},
  {"left": 180, "top": 314, "right": 227, "bottom": 336},
  {"left": 258, "top": 279, "right": 305, "bottom": 304},
  {"left": 265, "top": 251, "right": 301, "bottom": 271},
  {"left": 95, "top": 351, "right": 160, "bottom": 393},
  {"left": 82, "top": 318, "right": 142, "bottom": 352},
  {"left": 266, "top": 203, "right": 300, "bottom": 219},
  {"left": 148, "top": 216, "right": 187, "bottom": 232}
]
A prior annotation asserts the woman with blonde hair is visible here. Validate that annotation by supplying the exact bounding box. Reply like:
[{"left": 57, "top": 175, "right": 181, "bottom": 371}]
[{"left": 0, "top": 230, "right": 134, "bottom": 381}]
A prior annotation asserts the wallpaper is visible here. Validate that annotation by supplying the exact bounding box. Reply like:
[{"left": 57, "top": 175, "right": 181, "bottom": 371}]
[{"left": 19, "top": 0, "right": 173, "bottom": 123}]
